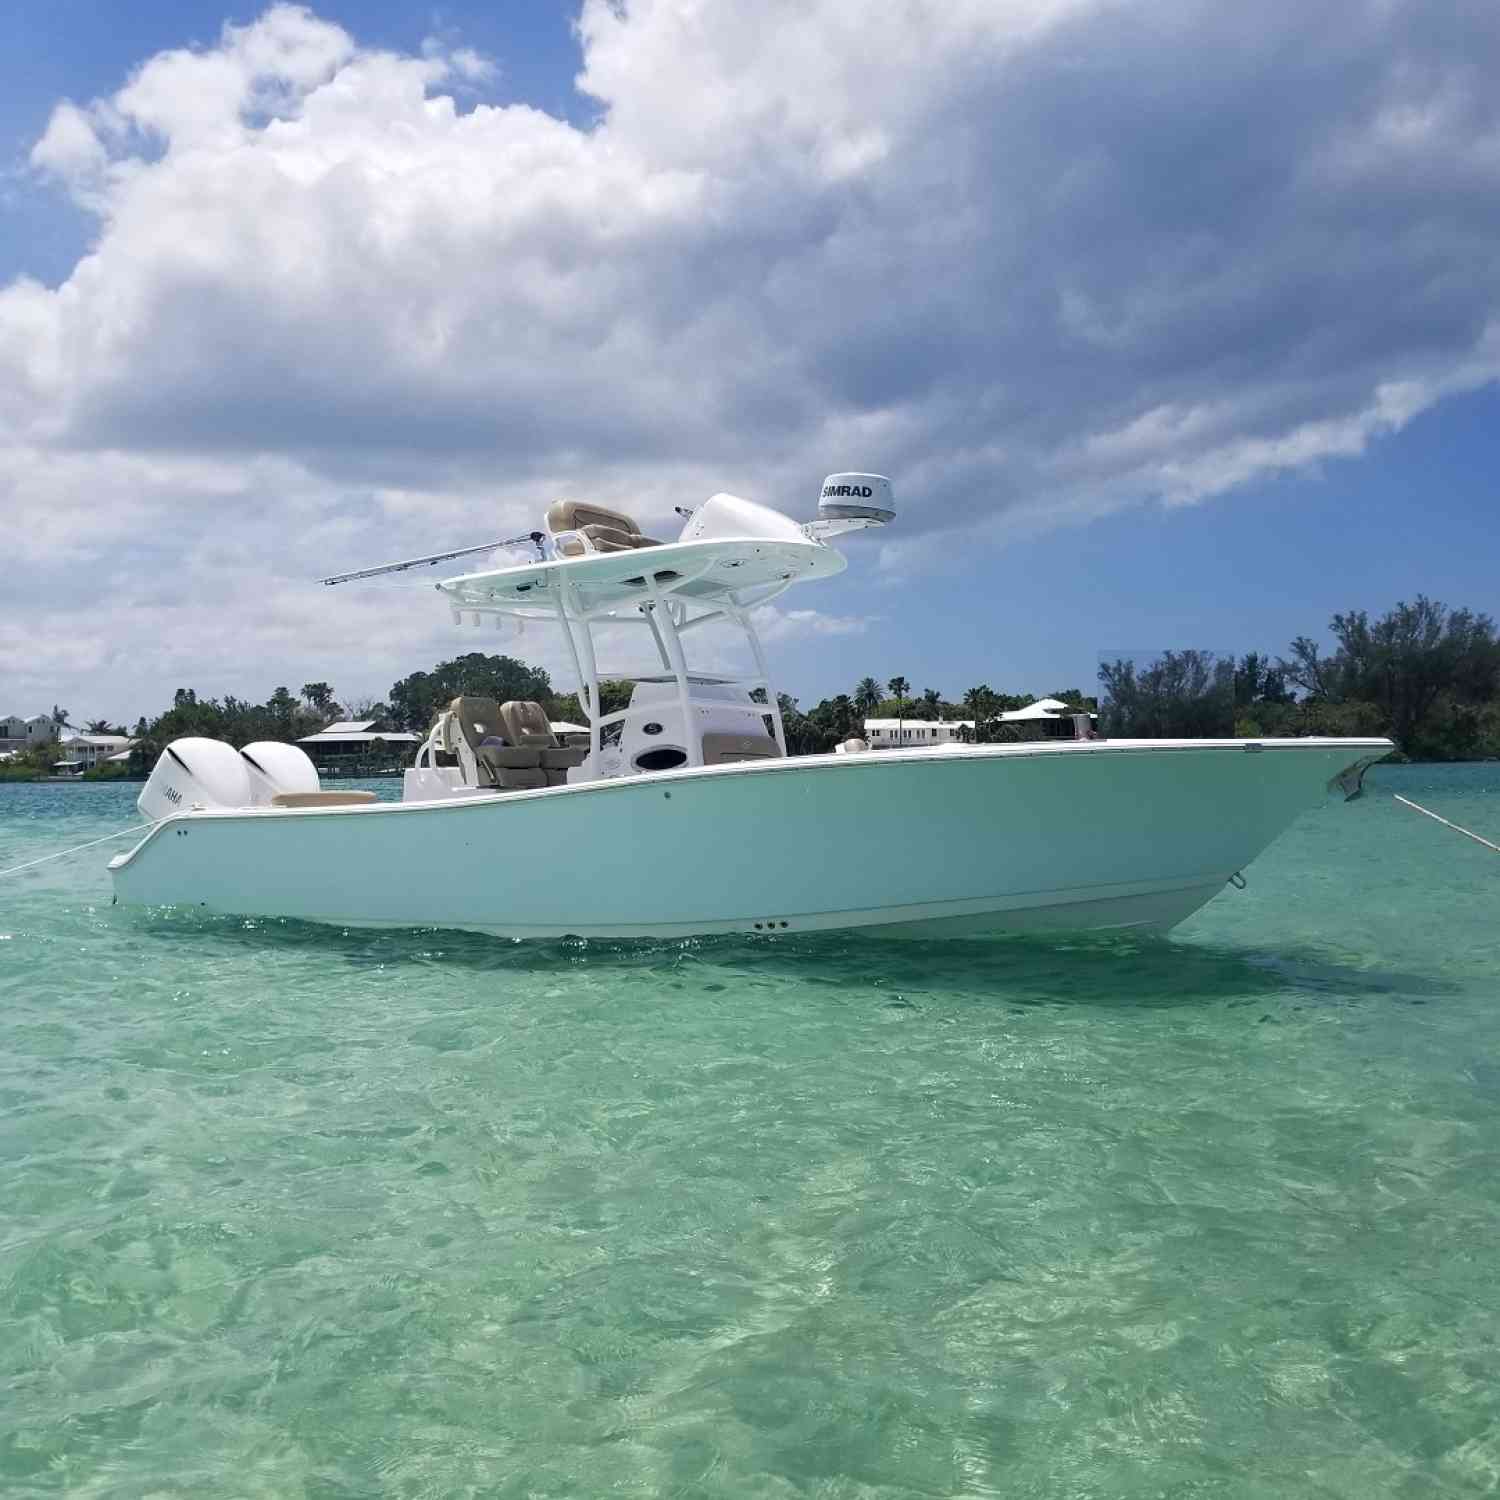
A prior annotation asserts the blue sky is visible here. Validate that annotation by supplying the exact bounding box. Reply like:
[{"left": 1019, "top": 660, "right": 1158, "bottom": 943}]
[
  {"left": 816, "top": 386, "right": 1500, "bottom": 703},
  {"left": 2, "top": 0, "right": 1497, "bottom": 721},
  {"left": 0, "top": 3, "right": 587, "bottom": 284}
]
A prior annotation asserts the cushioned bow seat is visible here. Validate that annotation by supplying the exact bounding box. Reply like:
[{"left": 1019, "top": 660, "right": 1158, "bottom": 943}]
[
  {"left": 270, "top": 790, "right": 380, "bottom": 808},
  {"left": 545, "top": 499, "right": 664, "bottom": 557}
]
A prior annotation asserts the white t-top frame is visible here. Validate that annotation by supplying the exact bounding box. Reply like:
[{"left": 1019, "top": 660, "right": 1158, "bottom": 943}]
[
  {"left": 437, "top": 535, "right": 846, "bottom": 772},
  {"left": 549, "top": 563, "right": 789, "bottom": 769}
]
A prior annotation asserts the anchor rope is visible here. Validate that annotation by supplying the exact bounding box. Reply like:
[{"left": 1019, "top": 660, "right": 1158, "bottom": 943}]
[
  {"left": 0, "top": 823, "right": 155, "bottom": 879},
  {"left": 1393, "top": 794, "right": 1500, "bottom": 856}
]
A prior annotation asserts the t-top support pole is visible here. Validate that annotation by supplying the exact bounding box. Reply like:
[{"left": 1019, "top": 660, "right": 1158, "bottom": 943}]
[
  {"left": 647, "top": 575, "right": 703, "bottom": 767},
  {"left": 734, "top": 605, "right": 787, "bottom": 755},
  {"left": 554, "top": 583, "right": 602, "bottom": 767}
]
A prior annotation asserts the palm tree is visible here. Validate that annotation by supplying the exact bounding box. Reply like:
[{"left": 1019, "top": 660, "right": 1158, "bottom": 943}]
[
  {"left": 829, "top": 694, "right": 857, "bottom": 739},
  {"left": 963, "top": 684, "right": 995, "bottom": 743},
  {"left": 854, "top": 675, "right": 881, "bottom": 720},
  {"left": 50, "top": 705, "right": 71, "bottom": 730},
  {"left": 920, "top": 688, "right": 942, "bottom": 721},
  {"left": 887, "top": 676, "right": 910, "bottom": 744},
  {"left": 301, "top": 681, "right": 340, "bottom": 719}
]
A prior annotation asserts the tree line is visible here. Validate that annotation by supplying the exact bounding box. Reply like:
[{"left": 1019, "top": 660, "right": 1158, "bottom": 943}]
[
  {"left": 774, "top": 677, "right": 1095, "bottom": 757},
  {"left": 1094, "top": 598, "right": 1500, "bottom": 757},
  {"left": 0, "top": 656, "right": 596, "bottom": 778},
  {"left": 783, "top": 597, "right": 1500, "bottom": 760},
  {"left": 8, "top": 595, "right": 1495, "bottom": 780}
]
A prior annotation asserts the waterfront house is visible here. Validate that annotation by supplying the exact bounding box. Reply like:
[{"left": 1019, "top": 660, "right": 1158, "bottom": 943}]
[
  {"left": 863, "top": 717, "right": 975, "bottom": 748},
  {"left": 864, "top": 699, "right": 1092, "bottom": 748},
  {"left": 297, "top": 719, "right": 422, "bottom": 775},
  {"left": 58, "top": 733, "right": 136, "bottom": 770},
  {"left": 0, "top": 714, "right": 61, "bottom": 753}
]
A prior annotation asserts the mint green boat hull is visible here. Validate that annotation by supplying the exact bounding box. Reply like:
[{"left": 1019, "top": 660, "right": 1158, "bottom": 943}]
[{"left": 109, "top": 739, "right": 1389, "bottom": 940}]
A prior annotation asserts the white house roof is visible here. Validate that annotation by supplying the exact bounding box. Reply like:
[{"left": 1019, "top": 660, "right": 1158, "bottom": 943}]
[
  {"left": 998, "top": 697, "right": 1073, "bottom": 722},
  {"left": 299, "top": 729, "right": 420, "bottom": 745},
  {"left": 317, "top": 719, "right": 378, "bottom": 735},
  {"left": 61, "top": 733, "right": 135, "bottom": 748},
  {"left": 864, "top": 699, "right": 1085, "bottom": 731}
]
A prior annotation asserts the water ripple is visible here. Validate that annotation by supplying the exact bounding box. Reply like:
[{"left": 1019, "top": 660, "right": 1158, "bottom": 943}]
[{"left": 1, "top": 766, "right": 1497, "bottom": 1494}]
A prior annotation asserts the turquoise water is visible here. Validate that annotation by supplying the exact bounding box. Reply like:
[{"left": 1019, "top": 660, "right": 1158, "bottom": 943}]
[{"left": 1, "top": 764, "right": 1498, "bottom": 1497}]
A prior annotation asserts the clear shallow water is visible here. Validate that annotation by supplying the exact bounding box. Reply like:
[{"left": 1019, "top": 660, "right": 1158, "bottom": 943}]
[{"left": 1, "top": 764, "right": 1498, "bottom": 1498}]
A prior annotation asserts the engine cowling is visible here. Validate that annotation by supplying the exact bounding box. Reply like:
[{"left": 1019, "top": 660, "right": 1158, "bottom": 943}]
[
  {"left": 137, "top": 738, "right": 252, "bottom": 821},
  {"left": 239, "top": 742, "right": 320, "bottom": 805}
]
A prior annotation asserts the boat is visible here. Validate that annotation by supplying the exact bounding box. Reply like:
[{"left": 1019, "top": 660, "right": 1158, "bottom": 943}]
[{"left": 108, "top": 476, "right": 1391, "bottom": 940}]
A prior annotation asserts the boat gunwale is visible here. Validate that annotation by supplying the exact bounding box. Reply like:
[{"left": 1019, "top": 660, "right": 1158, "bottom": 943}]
[{"left": 107, "top": 735, "right": 1393, "bottom": 871}]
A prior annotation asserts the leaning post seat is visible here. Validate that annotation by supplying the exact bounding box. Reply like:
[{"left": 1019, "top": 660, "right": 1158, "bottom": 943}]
[
  {"left": 447, "top": 696, "right": 544, "bottom": 789},
  {"left": 545, "top": 499, "right": 665, "bottom": 557},
  {"left": 450, "top": 696, "right": 507, "bottom": 753},
  {"left": 500, "top": 700, "right": 588, "bottom": 785}
]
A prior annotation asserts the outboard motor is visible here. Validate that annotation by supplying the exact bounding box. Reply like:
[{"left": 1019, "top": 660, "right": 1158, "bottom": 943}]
[
  {"left": 239, "top": 742, "right": 321, "bottom": 806},
  {"left": 138, "top": 738, "right": 252, "bottom": 821}
]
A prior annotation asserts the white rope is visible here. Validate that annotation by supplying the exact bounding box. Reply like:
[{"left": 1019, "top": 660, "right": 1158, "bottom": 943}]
[
  {"left": 0, "top": 823, "right": 155, "bottom": 879},
  {"left": 1394, "top": 794, "right": 1500, "bottom": 855}
]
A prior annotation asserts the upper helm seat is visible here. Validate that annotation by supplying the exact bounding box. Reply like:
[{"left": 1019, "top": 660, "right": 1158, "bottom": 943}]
[{"left": 545, "top": 499, "right": 664, "bottom": 556}]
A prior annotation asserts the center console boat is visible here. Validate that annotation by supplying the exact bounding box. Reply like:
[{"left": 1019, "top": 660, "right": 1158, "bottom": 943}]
[{"left": 109, "top": 476, "right": 1390, "bottom": 939}]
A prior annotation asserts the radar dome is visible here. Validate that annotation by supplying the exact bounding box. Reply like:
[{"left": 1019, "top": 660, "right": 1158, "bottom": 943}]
[{"left": 817, "top": 473, "right": 894, "bottom": 525}]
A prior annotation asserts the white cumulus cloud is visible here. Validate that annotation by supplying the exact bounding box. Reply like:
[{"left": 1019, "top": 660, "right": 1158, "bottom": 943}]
[{"left": 2, "top": 0, "right": 1498, "bottom": 719}]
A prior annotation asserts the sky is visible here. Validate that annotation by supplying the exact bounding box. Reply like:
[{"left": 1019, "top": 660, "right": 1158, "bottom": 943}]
[{"left": 1, "top": 0, "right": 1497, "bottom": 725}]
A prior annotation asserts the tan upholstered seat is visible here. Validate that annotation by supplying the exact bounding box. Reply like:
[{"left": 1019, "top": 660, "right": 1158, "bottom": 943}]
[
  {"left": 450, "top": 696, "right": 506, "bottom": 750},
  {"left": 545, "top": 499, "right": 664, "bottom": 556},
  {"left": 500, "top": 700, "right": 587, "bottom": 785},
  {"left": 498, "top": 698, "right": 555, "bottom": 744},
  {"left": 270, "top": 790, "right": 379, "bottom": 808},
  {"left": 701, "top": 731, "right": 782, "bottom": 765},
  {"left": 447, "top": 696, "right": 543, "bottom": 788},
  {"left": 487, "top": 767, "right": 547, "bottom": 791}
]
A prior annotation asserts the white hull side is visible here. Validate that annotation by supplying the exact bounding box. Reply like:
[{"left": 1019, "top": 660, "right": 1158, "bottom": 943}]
[{"left": 108, "top": 739, "right": 1388, "bottom": 941}]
